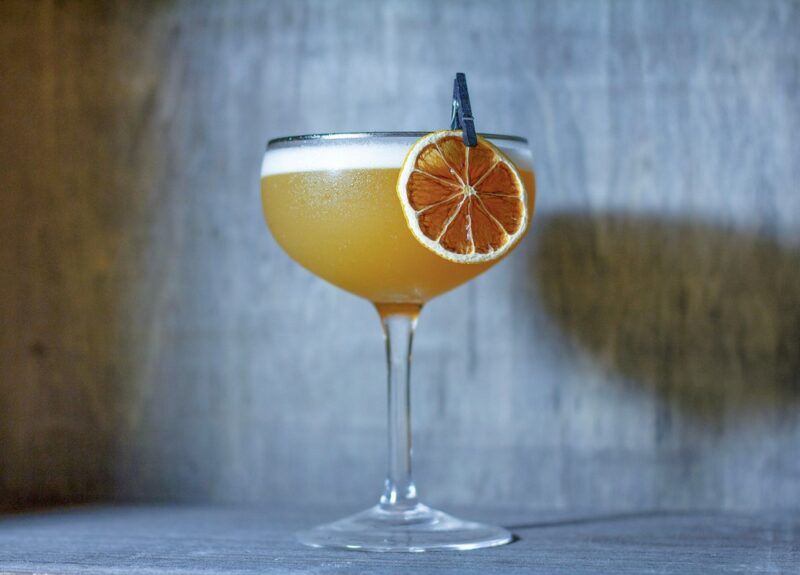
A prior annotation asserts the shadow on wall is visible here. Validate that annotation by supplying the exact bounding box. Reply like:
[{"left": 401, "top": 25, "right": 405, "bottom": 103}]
[{"left": 532, "top": 213, "right": 800, "bottom": 421}]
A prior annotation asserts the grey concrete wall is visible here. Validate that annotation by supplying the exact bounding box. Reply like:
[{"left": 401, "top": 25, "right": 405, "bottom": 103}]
[{"left": 1, "top": 0, "right": 798, "bottom": 511}]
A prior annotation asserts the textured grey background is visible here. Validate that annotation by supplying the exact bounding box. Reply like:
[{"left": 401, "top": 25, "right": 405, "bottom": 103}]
[{"left": 1, "top": 0, "right": 799, "bottom": 512}]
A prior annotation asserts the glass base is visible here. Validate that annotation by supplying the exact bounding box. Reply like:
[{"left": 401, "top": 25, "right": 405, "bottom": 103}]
[{"left": 296, "top": 503, "right": 512, "bottom": 552}]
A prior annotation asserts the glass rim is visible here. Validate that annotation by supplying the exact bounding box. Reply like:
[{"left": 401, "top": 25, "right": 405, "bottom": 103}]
[{"left": 266, "top": 131, "right": 528, "bottom": 149}]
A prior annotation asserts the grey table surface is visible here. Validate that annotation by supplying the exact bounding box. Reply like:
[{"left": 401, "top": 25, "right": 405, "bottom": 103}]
[{"left": 0, "top": 506, "right": 797, "bottom": 574}]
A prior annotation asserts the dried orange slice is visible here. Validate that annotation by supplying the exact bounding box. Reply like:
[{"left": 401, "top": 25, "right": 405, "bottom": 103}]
[{"left": 397, "top": 130, "right": 528, "bottom": 263}]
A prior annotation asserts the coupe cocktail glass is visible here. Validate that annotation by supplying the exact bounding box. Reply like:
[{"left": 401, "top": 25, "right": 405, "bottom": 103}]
[{"left": 261, "top": 132, "right": 534, "bottom": 551}]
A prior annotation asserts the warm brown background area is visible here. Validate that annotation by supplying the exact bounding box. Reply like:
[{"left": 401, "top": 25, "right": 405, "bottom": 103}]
[{"left": 1, "top": 0, "right": 798, "bottom": 511}]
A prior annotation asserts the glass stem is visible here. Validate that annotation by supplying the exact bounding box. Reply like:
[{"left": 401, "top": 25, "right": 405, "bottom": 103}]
[{"left": 377, "top": 304, "right": 421, "bottom": 511}]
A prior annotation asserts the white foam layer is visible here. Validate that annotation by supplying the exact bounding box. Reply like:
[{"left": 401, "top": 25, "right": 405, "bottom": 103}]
[{"left": 261, "top": 140, "right": 532, "bottom": 176}]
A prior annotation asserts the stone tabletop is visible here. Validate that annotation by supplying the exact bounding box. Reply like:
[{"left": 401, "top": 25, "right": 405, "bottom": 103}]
[{"left": 0, "top": 506, "right": 797, "bottom": 574}]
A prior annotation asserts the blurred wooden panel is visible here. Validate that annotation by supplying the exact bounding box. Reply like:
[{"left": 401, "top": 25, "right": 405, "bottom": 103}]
[{"left": 1, "top": 0, "right": 798, "bottom": 510}]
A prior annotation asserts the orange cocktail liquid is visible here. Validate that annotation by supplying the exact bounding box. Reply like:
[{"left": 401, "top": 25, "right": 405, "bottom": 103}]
[{"left": 261, "top": 167, "right": 535, "bottom": 305}]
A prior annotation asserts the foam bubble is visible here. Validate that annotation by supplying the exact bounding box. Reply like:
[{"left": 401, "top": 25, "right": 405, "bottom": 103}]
[{"left": 261, "top": 139, "right": 532, "bottom": 176}]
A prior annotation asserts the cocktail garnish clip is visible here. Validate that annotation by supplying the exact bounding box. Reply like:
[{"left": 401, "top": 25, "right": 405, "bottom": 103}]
[{"left": 450, "top": 72, "right": 477, "bottom": 147}]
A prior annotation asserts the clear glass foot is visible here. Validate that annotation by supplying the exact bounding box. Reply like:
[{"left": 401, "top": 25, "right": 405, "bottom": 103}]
[{"left": 297, "top": 503, "right": 512, "bottom": 552}]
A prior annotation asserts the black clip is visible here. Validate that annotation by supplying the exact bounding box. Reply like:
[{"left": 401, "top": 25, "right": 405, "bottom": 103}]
[{"left": 450, "top": 73, "right": 477, "bottom": 147}]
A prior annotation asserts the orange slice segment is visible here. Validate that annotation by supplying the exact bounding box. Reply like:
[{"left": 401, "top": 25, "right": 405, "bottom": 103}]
[{"left": 397, "top": 130, "right": 528, "bottom": 263}]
